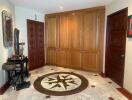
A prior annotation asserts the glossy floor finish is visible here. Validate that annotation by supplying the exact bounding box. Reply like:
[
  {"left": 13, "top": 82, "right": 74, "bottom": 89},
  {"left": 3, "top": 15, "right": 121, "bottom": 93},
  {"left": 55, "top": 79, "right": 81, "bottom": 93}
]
[{"left": 0, "top": 66, "right": 128, "bottom": 100}]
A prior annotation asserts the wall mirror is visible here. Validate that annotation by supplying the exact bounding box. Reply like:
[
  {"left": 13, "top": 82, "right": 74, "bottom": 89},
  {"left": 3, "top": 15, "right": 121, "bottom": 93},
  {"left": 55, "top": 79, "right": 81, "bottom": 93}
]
[{"left": 2, "top": 10, "right": 13, "bottom": 47}]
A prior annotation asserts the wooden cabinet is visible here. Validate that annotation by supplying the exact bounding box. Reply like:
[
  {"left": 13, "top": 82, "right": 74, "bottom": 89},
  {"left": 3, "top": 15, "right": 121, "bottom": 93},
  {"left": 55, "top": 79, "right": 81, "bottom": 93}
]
[{"left": 45, "top": 6, "right": 105, "bottom": 73}]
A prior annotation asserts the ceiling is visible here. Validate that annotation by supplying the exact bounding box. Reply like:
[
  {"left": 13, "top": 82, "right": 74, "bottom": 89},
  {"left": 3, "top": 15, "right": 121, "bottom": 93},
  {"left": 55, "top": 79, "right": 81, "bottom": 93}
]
[{"left": 8, "top": 0, "right": 114, "bottom": 14}]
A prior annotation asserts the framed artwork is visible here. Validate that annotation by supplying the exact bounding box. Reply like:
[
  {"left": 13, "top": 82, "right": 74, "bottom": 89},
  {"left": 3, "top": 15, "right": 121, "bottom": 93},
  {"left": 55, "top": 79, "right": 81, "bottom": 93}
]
[
  {"left": 2, "top": 10, "right": 13, "bottom": 47},
  {"left": 128, "top": 15, "right": 132, "bottom": 37}
]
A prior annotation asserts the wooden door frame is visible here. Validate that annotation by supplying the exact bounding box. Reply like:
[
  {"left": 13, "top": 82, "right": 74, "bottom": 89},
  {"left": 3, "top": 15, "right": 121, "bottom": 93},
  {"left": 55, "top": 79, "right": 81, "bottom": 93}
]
[
  {"left": 105, "top": 8, "right": 128, "bottom": 86},
  {"left": 27, "top": 19, "right": 45, "bottom": 71}
]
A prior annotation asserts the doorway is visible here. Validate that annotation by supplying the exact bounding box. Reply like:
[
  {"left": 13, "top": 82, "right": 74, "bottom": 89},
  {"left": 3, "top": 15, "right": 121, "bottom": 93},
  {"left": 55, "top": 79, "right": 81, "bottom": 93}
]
[
  {"left": 27, "top": 19, "right": 45, "bottom": 70},
  {"left": 105, "top": 8, "right": 128, "bottom": 86}
]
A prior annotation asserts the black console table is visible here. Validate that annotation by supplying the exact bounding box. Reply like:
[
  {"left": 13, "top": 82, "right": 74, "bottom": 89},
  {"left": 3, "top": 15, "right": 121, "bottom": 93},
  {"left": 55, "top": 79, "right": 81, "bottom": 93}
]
[
  {"left": 7, "top": 57, "right": 30, "bottom": 90},
  {"left": 8, "top": 57, "right": 29, "bottom": 79}
]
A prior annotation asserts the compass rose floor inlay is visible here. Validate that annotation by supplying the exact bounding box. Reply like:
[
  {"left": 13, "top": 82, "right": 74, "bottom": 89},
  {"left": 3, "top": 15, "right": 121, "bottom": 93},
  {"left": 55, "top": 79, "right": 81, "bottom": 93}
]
[{"left": 33, "top": 72, "right": 88, "bottom": 96}]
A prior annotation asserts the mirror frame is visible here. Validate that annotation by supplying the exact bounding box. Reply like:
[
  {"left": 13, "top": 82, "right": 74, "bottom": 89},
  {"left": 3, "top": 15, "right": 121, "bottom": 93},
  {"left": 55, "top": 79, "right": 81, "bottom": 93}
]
[{"left": 2, "top": 10, "right": 13, "bottom": 47}]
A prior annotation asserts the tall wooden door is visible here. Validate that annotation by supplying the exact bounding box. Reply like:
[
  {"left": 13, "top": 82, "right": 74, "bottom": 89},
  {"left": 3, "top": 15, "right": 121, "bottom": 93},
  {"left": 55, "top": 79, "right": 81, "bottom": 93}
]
[
  {"left": 105, "top": 8, "right": 127, "bottom": 86},
  {"left": 27, "top": 19, "right": 45, "bottom": 70}
]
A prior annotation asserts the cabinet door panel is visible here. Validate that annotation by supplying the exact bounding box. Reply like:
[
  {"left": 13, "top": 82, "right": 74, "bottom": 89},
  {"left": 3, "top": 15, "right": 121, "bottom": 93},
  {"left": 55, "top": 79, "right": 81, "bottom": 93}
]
[
  {"left": 46, "top": 48, "right": 56, "bottom": 65},
  {"left": 46, "top": 17, "right": 56, "bottom": 48},
  {"left": 56, "top": 50, "right": 67, "bottom": 67},
  {"left": 81, "top": 52, "right": 99, "bottom": 71},
  {"left": 68, "top": 13, "right": 82, "bottom": 50},
  {"left": 59, "top": 15, "right": 69, "bottom": 49},
  {"left": 83, "top": 11, "right": 98, "bottom": 51},
  {"left": 67, "top": 50, "right": 81, "bottom": 69}
]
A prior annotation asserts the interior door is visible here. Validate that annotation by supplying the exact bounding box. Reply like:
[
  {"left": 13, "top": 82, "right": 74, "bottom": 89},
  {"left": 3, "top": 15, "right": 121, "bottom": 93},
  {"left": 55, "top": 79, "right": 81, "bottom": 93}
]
[
  {"left": 27, "top": 19, "right": 45, "bottom": 70},
  {"left": 105, "top": 8, "right": 127, "bottom": 86},
  {"left": 35, "top": 21, "right": 45, "bottom": 68}
]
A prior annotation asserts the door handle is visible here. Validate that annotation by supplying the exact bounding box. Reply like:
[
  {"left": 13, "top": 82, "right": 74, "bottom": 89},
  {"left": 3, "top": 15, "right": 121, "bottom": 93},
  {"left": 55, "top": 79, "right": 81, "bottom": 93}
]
[{"left": 121, "top": 54, "right": 125, "bottom": 58}]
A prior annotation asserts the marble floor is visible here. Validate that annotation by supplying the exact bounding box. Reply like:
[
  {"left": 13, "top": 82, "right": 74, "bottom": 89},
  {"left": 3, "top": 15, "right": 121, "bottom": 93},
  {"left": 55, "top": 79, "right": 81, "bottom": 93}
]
[{"left": 0, "top": 66, "right": 128, "bottom": 100}]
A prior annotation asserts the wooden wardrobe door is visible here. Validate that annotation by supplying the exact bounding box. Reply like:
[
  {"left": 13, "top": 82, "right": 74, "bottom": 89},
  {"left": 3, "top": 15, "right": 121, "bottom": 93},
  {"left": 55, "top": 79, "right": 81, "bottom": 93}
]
[
  {"left": 68, "top": 13, "right": 82, "bottom": 50},
  {"left": 82, "top": 11, "right": 98, "bottom": 51},
  {"left": 56, "top": 15, "right": 69, "bottom": 66},
  {"left": 27, "top": 20, "right": 45, "bottom": 70},
  {"left": 67, "top": 13, "right": 82, "bottom": 68},
  {"left": 81, "top": 11, "right": 99, "bottom": 71},
  {"left": 46, "top": 17, "right": 57, "bottom": 65},
  {"left": 59, "top": 15, "right": 69, "bottom": 49},
  {"left": 46, "top": 17, "right": 57, "bottom": 48}
]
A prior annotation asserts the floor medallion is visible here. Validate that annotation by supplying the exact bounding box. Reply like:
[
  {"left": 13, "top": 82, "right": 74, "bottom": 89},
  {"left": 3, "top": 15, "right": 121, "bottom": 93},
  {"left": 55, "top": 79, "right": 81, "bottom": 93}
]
[{"left": 33, "top": 72, "right": 88, "bottom": 96}]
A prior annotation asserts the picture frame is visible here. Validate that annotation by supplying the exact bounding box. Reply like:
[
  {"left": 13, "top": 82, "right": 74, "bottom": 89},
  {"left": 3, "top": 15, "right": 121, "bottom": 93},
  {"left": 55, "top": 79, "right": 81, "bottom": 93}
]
[
  {"left": 128, "top": 15, "right": 132, "bottom": 37},
  {"left": 2, "top": 10, "right": 13, "bottom": 47}
]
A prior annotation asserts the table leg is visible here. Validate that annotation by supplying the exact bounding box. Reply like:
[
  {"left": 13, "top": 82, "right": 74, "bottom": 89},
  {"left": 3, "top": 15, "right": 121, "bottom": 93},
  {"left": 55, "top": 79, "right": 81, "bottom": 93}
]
[{"left": 20, "top": 63, "right": 24, "bottom": 83}]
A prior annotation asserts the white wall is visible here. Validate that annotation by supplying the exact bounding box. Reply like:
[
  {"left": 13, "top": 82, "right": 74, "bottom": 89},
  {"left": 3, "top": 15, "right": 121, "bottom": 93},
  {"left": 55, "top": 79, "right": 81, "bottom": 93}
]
[
  {"left": 0, "top": 5, "right": 44, "bottom": 88},
  {"left": 15, "top": 6, "right": 44, "bottom": 56},
  {"left": 0, "top": 0, "right": 15, "bottom": 88},
  {"left": 106, "top": 0, "right": 132, "bottom": 93}
]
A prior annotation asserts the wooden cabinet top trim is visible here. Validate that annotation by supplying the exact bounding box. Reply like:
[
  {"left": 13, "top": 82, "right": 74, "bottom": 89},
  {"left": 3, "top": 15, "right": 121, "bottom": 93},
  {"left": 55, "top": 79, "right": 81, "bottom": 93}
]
[{"left": 45, "top": 6, "right": 105, "bottom": 17}]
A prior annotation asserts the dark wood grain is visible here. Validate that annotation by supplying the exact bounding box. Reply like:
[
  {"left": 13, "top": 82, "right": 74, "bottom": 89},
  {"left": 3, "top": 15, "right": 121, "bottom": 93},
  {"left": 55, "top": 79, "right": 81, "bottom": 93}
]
[
  {"left": 45, "top": 7, "right": 105, "bottom": 73},
  {"left": 27, "top": 19, "right": 45, "bottom": 70},
  {"left": 105, "top": 8, "right": 128, "bottom": 86}
]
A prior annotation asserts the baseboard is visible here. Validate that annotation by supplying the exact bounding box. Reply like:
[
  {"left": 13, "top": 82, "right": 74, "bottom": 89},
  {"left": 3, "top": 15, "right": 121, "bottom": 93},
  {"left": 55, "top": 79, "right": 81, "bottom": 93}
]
[
  {"left": 117, "top": 88, "right": 132, "bottom": 99},
  {"left": 0, "top": 80, "right": 10, "bottom": 95},
  {"left": 100, "top": 72, "right": 106, "bottom": 78}
]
